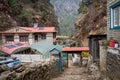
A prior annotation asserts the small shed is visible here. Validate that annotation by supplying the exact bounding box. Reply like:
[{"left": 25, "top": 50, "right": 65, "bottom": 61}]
[
  {"left": 49, "top": 44, "right": 62, "bottom": 59},
  {"left": 88, "top": 34, "right": 107, "bottom": 61},
  {"left": 62, "top": 47, "right": 89, "bottom": 67}
]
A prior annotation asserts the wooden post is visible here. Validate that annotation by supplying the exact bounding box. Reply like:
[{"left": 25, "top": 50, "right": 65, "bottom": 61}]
[
  {"left": 80, "top": 52, "right": 82, "bottom": 66},
  {"left": 67, "top": 53, "right": 68, "bottom": 67}
]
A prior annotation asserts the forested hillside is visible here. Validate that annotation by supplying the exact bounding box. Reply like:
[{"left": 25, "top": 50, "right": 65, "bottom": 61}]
[{"left": 0, "top": 0, "right": 58, "bottom": 31}]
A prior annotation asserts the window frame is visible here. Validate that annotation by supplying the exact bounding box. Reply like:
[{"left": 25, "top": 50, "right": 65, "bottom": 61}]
[
  {"left": 41, "top": 33, "right": 46, "bottom": 39},
  {"left": 19, "top": 35, "right": 28, "bottom": 42},
  {"left": 110, "top": 1, "right": 120, "bottom": 30},
  {"left": 5, "top": 35, "right": 14, "bottom": 42}
]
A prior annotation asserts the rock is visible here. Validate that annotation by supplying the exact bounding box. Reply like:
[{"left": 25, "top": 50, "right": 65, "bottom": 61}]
[
  {"left": 0, "top": 59, "right": 63, "bottom": 80},
  {"left": 88, "top": 63, "right": 99, "bottom": 74}
]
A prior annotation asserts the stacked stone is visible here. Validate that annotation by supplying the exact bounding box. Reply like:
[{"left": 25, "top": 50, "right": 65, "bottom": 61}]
[
  {"left": 0, "top": 59, "right": 59, "bottom": 80},
  {"left": 107, "top": 52, "right": 120, "bottom": 80},
  {"left": 50, "top": 60, "right": 59, "bottom": 78}
]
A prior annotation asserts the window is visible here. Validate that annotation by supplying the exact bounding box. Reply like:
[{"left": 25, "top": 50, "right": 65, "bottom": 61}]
[
  {"left": 53, "top": 33, "right": 56, "bottom": 39},
  {"left": 35, "top": 35, "right": 38, "bottom": 41},
  {"left": 5, "top": 35, "right": 14, "bottom": 42},
  {"left": 34, "top": 33, "right": 39, "bottom": 41},
  {"left": 19, "top": 36, "right": 28, "bottom": 42},
  {"left": 110, "top": 2, "right": 120, "bottom": 29},
  {"left": 41, "top": 33, "right": 46, "bottom": 39},
  {"left": 114, "top": 7, "right": 119, "bottom": 26}
]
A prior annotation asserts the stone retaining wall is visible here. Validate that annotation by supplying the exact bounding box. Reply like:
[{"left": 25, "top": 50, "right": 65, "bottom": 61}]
[
  {"left": 107, "top": 48, "right": 120, "bottom": 80},
  {"left": 0, "top": 59, "right": 60, "bottom": 80}
]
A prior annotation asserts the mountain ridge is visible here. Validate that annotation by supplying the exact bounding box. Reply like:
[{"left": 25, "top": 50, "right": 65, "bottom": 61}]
[{"left": 50, "top": 0, "right": 80, "bottom": 36}]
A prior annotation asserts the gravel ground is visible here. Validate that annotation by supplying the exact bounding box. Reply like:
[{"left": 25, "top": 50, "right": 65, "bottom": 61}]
[
  {"left": 51, "top": 66, "right": 101, "bottom": 80},
  {"left": 51, "top": 61, "right": 101, "bottom": 80}
]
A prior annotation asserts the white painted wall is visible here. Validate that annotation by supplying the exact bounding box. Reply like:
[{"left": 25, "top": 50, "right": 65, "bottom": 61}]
[
  {"left": 14, "top": 34, "right": 19, "bottom": 42},
  {"left": 46, "top": 33, "right": 53, "bottom": 42},
  {"left": 29, "top": 33, "right": 34, "bottom": 45},
  {"left": 11, "top": 54, "right": 43, "bottom": 62},
  {"left": 1, "top": 32, "right": 55, "bottom": 44},
  {"left": 2, "top": 35, "right": 5, "bottom": 43}
]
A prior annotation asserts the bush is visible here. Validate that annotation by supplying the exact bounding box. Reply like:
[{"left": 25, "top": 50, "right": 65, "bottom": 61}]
[
  {"left": 8, "top": 0, "right": 19, "bottom": 15},
  {"left": 78, "top": 3, "right": 88, "bottom": 13},
  {"left": 18, "top": 9, "right": 31, "bottom": 26}
]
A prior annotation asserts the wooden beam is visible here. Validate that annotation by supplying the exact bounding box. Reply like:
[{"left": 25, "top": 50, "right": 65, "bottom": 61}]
[{"left": 67, "top": 53, "right": 68, "bottom": 68}]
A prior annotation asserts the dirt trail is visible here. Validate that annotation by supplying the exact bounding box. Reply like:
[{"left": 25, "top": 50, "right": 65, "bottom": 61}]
[{"left": 51, "top": 61, "right": 101, "bottom": 80}]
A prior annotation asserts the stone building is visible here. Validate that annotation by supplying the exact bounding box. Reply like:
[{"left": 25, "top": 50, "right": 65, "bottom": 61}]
[
  {"left": 0, "top": 27, "right": 57, "bottom": 45},
  {"left": 107, "top": 0, "right": 120, "bottom": 42},
  {"left": 107, "top": 0, "right": 120, "bottom": 80}
]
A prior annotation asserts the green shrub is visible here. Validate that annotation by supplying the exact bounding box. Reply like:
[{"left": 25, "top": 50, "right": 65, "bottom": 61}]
[
  {"left": 8, "top": 0, "right": 19, "bottom": 15},
  {"left": 78, "top": 3, "right": 88, "bottom": 13},
  {"left": 18, "top": 9, "right": 31, "bottom": 25}
]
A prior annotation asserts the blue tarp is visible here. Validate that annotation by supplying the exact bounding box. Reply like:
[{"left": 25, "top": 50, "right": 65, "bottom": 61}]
[
  {"left": 0, "top": 58, "right": 21, "bottom": 68},
  {"left": 0, "top": 58, "right": 15, "bottom": 65},
  {"left": 7, "top": 60, "right": 21, "bottom": 68}
]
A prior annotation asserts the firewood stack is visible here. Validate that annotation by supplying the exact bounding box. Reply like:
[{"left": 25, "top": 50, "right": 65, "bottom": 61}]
[{"left": 0, "top": 59, "right": 59, "bottom": 80}]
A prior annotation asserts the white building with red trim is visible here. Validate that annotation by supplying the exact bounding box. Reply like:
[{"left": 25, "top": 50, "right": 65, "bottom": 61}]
[
  {"left": 0, "top": 27, "right": 57, "bottom": 62},
  {"left": 0, "top": 26, "right": 57, "bottom": 45}
]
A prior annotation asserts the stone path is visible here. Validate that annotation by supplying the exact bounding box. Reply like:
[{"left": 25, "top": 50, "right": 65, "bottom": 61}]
[{"left": 51, "top": 66, "right": 101, "bottom": 80}]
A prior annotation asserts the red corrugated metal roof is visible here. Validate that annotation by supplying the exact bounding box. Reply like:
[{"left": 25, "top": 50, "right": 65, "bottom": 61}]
[
  {"left": 0, "top": 42, "right": 29, "bottom": 54},
  {"left": 20, "top": 27, "right": 57, "bottom": 33},
  {"left": 0, "top": 27, "right": 57, "bottom": 34},
  {"left": 62, "top": 47, "right": 89, "bottom": 52}
]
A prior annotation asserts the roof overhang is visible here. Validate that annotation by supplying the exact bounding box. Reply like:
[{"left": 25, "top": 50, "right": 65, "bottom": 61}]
[
  {"left": 87, "top": 34, "right": 107, "bottom": 38},
  {"left": 62, "top": 47, "right": 89, "bottom": 53},
  {"left": 50, "top": 48, "right": 60, "bottom": 55}
]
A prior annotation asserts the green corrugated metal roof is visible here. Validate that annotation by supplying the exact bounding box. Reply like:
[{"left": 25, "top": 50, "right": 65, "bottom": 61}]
[
  {"left": 54, "top": 44, "right": 62, "bottom": 52},
  {"left": 29, "top": 40, "right": 55, "bottom": 57}
]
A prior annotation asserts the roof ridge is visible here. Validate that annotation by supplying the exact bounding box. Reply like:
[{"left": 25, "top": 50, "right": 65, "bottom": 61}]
[{"left": 19, "top": 27, "right": 33, "bottom": 31}]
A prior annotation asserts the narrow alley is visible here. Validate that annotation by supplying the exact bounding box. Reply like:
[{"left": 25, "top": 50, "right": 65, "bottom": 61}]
[{"left": 52, "top": 61, "right": 101, "bottom": 80}]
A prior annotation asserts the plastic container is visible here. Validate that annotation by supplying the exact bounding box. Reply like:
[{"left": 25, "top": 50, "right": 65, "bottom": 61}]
[
  {"left": 109, "top": 40, "right": 115, "bottom": 47},
  {"left": 114, "top": 43, "right": 119, "bottom": 48}
]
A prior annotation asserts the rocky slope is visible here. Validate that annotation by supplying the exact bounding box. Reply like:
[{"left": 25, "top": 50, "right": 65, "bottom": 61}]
[
  {"left": 74, "top": 0, "right": 107, "bottom": 46},
  {"left": 0, "top": 0, "right": 58, "bottom": 31}
]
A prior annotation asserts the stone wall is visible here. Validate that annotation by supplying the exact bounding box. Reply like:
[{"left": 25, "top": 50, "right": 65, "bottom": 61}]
[
  {"left": 0, "top": 59, "right": 60, "bottom": 80},
  {"left": 107, "top": 0, "right": 120, "bottom": 79},
  {"left": 107, "top": 0, "right": 120, "bottom": 43},
  {"left": 100, "top": 46, "right": 107, "bottom": 72},
  {"left": 107, "top": 48, "right": 120, "bottom": 80}
]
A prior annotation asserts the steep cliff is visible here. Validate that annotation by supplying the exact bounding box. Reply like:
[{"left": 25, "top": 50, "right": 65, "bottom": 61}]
[
  {"left": 74, "top": 0, "right": 107, "bottom": 46},
  {"left": 0, "top": 0, "right": 58, "bottom": 31}
]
